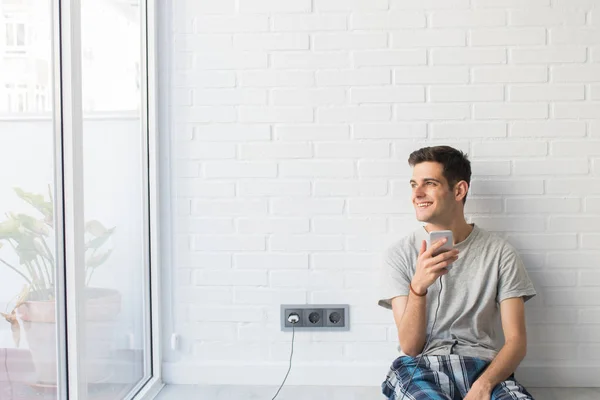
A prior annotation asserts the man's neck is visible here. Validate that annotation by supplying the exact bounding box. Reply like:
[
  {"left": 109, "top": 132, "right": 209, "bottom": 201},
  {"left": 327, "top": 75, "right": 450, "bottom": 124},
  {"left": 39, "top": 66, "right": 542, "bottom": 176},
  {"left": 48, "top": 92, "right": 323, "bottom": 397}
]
[{"left": 424, "top": 220, "right": 473, "bottom": 245}]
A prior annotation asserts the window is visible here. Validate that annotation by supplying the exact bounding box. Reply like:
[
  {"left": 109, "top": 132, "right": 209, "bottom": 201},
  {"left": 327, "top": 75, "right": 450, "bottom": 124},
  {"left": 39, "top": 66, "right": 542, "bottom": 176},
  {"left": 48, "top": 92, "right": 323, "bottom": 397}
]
[
  {"left": 5, "top": 18, "right": 27, "bottom": 52},
  {"left": 34, "top": 84, "right": 48, "bottom": 112},
  {"left": 5, "top": 83, "right": 28, "bottom": 112},
  {"left": 0, "top": 2, "right": 160, "bottom": 399}
]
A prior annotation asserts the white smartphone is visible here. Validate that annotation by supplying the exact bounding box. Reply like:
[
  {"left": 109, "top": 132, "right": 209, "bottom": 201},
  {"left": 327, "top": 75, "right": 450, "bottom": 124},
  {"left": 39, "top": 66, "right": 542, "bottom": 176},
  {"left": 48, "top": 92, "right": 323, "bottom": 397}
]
[{"left": 428, "top": 230, "right": 454, "bottom": 270}]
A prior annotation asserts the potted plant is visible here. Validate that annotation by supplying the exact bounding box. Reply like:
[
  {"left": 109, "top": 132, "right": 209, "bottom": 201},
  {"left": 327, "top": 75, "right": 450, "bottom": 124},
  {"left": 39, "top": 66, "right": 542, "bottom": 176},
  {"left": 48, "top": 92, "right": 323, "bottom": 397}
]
[{"left": 0, "top": 186, "right": 120, "bottom": 386}]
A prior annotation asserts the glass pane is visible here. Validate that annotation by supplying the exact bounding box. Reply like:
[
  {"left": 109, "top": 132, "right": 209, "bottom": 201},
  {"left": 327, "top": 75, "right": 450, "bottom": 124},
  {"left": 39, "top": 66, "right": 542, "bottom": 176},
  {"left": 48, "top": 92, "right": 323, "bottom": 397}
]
[
  {"left": 0, "top": 1, "right": 59, "bottom": 399},
  {"left": 6, "top": 24, "right": 14, "bottom": 46},
  {"left": 16, "top": 24, "right": 25, "bottom": 46},
  {"left": 79, "top": 0, "right": 149, "bottom": 397}
]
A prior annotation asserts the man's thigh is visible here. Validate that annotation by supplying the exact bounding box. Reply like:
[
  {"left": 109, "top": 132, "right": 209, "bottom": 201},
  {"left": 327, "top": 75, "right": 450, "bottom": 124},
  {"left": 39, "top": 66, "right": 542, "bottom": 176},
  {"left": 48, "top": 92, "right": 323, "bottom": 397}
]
[
  {"left": 382, "top": 356, "right": 455, "bottom": 400},
  {"left": 491, "top": 375, "right": 535, "bottom": 400}
]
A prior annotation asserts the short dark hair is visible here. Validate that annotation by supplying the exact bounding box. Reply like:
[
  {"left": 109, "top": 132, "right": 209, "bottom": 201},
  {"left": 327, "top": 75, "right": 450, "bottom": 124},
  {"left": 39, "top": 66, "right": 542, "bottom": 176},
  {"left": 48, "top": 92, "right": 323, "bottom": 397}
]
[{"left": 408, "top": 146, "right": 471, "bottom": 203}]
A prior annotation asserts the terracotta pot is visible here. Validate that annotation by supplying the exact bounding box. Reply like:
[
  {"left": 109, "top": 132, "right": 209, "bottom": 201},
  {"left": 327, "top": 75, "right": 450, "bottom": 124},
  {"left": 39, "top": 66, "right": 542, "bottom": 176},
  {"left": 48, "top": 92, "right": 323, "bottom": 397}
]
[{"left": 16, "top": 288, "right": 122, "bottom": 386}]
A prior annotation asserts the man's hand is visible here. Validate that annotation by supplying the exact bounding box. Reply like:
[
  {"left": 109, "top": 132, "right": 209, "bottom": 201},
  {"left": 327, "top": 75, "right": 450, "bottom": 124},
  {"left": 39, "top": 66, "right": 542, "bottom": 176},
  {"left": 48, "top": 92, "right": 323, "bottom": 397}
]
[
  {"left": 411, "top": 239, "right": 458, "bottom": 294},
  {"left": 464, "top": 382, "right": 492, "bottom": 400}
]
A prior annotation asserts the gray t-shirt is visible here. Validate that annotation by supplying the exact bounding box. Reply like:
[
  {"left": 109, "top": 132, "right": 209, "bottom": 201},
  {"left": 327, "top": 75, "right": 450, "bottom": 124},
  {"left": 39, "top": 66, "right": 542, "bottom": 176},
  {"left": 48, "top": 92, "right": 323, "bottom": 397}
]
[{"left": 378, "top": 224, "right": 537, "bottom": 361}]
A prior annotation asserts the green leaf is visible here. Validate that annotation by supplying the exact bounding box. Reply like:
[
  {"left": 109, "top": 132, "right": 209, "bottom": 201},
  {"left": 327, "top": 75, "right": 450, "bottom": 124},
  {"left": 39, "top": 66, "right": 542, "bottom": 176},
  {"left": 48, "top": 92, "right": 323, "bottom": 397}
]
[
  {"left": 15, "top": 236, "right": 38, "bottom": 264},
  {"left": 85, "top": 227, "right": 115, "bottom": 250},
  {"left": 15, "top": 213, "right": 49, "bottom": 236},
  {"left": 0, "top": 218, "right": 20, "bottom": 239},
  {"left": 13, "top": 187, "right": 53, "bottom": 220},
  {"left": 86, "top": 249, "right": 112, "bottom": 268},
  {"left": 85, "top": 220, "right": 108, "bottom": 237}
]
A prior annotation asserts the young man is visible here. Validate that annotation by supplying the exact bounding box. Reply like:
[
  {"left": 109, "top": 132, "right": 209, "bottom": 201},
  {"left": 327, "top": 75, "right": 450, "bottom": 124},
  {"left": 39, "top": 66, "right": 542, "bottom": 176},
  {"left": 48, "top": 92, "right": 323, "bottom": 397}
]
[{"left": 378, "top": 146, "right": 537, "bottom": 400}]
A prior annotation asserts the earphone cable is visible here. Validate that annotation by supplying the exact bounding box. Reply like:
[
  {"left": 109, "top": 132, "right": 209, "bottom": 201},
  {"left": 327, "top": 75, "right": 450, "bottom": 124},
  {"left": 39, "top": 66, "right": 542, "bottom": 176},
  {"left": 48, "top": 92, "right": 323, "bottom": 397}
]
[{"left": 399, "top": 275, "right": 444, "bottom": 400}]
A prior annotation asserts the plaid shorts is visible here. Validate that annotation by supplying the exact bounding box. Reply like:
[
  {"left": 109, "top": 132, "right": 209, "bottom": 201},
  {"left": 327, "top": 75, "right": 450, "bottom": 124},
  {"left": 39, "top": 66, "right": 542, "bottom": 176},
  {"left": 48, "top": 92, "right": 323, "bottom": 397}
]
[{"left": 382, "top": 354, "right": 535, "bottom": 400}]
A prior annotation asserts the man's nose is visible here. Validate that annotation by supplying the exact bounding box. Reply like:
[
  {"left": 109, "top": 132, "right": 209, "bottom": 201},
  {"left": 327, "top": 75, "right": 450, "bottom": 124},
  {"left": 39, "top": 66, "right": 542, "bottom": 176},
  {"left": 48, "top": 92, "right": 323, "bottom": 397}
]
[{"left": 413, "top": 185, "right": 425, "bottom": 197}]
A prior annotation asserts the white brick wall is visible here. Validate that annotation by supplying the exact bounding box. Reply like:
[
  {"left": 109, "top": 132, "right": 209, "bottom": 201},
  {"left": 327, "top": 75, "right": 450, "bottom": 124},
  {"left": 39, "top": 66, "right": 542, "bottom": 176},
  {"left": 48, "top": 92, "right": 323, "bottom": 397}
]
[{"left": 165, "top": 0, "right": 600, "bottom": 387}]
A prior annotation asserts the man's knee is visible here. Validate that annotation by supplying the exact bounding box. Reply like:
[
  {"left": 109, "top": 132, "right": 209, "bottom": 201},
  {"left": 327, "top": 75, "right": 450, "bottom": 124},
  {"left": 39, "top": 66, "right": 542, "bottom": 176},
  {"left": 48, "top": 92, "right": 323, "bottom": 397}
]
[{"left": 491, "top": 378, "right": 534, "bottom": 400}]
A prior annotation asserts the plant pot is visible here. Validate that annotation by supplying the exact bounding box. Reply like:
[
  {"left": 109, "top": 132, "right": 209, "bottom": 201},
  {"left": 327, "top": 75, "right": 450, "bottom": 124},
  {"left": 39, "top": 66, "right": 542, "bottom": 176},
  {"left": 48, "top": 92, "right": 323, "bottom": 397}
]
[{"left": 16, "top": 287, "right": 122, "bottom": 386}]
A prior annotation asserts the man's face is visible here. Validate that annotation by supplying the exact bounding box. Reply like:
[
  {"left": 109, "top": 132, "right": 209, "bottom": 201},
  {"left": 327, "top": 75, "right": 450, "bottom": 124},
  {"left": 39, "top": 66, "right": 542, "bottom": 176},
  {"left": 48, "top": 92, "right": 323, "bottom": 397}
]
[{"left": 410, "top": 161, "right": 456, "bottom": 224}]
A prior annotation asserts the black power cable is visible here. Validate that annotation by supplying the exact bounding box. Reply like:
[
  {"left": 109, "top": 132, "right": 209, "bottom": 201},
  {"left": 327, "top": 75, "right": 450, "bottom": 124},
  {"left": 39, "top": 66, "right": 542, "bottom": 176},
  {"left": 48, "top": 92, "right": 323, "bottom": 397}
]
[{"left": 271, "top": 313, "right": 298, "bottom": 400}]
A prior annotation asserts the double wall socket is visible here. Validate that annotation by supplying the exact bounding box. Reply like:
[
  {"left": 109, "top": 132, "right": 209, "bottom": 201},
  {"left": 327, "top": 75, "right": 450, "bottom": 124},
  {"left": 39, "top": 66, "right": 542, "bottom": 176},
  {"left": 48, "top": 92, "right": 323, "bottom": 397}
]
[{"left": 281, "top": 304, "right": 349, "bottom": 332}]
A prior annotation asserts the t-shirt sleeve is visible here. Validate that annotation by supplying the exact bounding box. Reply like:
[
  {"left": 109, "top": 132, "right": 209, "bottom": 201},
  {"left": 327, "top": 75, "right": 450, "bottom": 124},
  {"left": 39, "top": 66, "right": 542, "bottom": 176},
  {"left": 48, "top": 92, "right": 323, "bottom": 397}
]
[
  {"left": 377, "top": 244, "right": 412, "bottom": 310},
  {"left": 497, "top": 244, "right": 537, "bottom": 304}
]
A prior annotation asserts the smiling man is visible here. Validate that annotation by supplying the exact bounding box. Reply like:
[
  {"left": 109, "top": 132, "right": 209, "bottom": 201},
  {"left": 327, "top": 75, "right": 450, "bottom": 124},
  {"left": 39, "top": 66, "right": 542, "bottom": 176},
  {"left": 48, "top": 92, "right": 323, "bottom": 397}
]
[{"left": 378, "top": 146, "right": 537, "bottom": 400}]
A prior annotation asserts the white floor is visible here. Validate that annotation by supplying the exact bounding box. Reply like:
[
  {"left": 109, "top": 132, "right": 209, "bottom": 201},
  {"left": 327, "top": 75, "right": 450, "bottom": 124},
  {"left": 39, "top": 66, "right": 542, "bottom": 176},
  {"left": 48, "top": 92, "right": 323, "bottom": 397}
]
[{"left": 155, "top": 385, "right": 600, "bottom": 400}]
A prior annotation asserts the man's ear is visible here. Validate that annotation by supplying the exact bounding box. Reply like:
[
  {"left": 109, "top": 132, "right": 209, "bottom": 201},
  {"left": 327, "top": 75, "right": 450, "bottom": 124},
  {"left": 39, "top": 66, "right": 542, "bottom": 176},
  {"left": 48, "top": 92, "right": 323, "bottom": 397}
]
[{"left": 454, "top": 181, "right": 468, "bottom": 202}]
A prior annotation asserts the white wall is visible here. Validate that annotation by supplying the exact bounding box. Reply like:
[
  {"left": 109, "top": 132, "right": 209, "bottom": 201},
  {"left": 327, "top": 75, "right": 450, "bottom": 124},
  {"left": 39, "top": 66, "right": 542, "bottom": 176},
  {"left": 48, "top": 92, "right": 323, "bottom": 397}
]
[{"left": 164, "top": 0, "right": 600, "bottom": 387}]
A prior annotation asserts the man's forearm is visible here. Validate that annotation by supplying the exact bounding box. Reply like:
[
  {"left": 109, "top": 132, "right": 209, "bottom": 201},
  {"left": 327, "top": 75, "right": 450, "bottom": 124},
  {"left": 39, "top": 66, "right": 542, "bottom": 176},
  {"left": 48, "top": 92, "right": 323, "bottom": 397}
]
[
  {"left": 472, "top": 339, "right": 527, "bottom": 392},
  {"left": 397, "top": 291, "right": 428, "bottom": 356}
]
